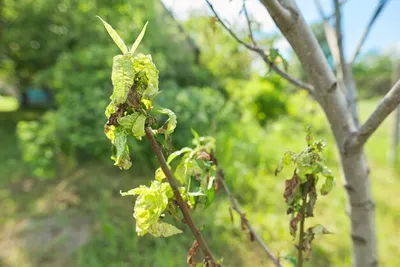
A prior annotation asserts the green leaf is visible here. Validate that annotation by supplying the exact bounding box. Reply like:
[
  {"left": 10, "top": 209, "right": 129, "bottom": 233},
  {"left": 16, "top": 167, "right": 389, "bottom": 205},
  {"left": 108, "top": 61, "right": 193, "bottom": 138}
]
[
  {"left": 275, "top": 151, "right": 294, "bottom": 176},
  {"left": 121, "top": 181, "right": 170, "bottom": 236},
  {"left": 132, "top": 114, "right": 146, "bottom": 140},
  {"left": 156, "top": 108, "right": 177, "bottom": 136},
  {"left": 320, "top": 176, "right": 335, "bottom": 195},
  {"left": 105, "top": 101, "right": 118, "bottom": 119},
  {"left": 167, "top": 147, "right": 192, "bottom": 164},
  {"left": 129, "top": 22, "right": 148, "bottom": 56},
  {"left": 205, "top": 177, "right": 216, "bottom": 209},
  {"left": 155, "top": 168, "right": 166, "bottom": 181},
  {"left": 111, "top": 55, "right": 134, "bottom": 104},
  {"left": 147, "top": 221, "right": 183, "bottom": 237},
  {"left": 97, "top": 16, "right": 128, "bottom": 54},
  {"left": 303, "top": 224, "right": 332, "bottom": 258},
  {"left": 309, "top": 224, "right": 332, "bottom": 235},
  {"left": 112, "top": 128, "right": 131, "bottom": 170},
  {"left": 132, "top": 53, "right": 159, "bottom": 101},
  {"left": 117, "top": 113, "right": 146, "bottom": 140}
]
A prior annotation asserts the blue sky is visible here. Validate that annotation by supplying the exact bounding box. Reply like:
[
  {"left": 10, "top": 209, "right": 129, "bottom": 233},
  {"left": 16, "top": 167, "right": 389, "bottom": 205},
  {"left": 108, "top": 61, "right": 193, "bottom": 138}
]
[
  {"left": 296, "top": 0, "right": 400, "bottom": 57},
  {"left": 162, "top": 0, "right": 400, "bottom": 58}
]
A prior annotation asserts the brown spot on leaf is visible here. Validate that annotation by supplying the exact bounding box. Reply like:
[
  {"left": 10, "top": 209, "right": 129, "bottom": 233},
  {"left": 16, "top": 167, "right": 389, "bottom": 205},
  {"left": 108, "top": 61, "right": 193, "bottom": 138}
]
[{"left": 283, "top": 172, "right": 300, "bottom": 203}]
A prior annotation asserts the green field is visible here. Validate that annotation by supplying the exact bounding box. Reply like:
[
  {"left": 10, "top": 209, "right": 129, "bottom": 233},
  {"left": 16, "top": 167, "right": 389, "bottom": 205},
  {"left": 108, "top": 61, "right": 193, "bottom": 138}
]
[{"left": 0, "top": 98, "right": 399, "bottom": 267}]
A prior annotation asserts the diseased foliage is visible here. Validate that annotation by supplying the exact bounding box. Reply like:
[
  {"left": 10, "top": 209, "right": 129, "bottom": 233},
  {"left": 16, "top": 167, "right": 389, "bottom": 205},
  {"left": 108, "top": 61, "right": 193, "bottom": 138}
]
[{"left": 276, "top": 127, "right": 334, "bottom": 261}]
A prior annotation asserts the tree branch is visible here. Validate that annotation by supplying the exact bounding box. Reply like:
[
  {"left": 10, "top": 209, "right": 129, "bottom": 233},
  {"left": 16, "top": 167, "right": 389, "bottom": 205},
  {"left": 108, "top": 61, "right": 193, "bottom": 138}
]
[
  {"left": 215, "top": 168, "right": 282, "bottom": 267},
  {"left": 334, "top": 0, "right": 346, "bottom": 80},
  {"left": 205, "top": 0, "right": 314, "bottom": 94},
  {"left": 242, "top": 0, "right": 256, "bottom": 46},
  {"left": 325, "top": 0, "right": 351, "bottom": 20},
  {"left": 159, "top": 0, "right": 201, "bottom": 63},
  {"left": 354, "top": 79, "right": 400, "bottom": 146},
  {"left": 348, "top": 0, "right": 390, "bottom": 64},
  {"left": 313, "top": 0, "right": 327, "bottom": 20},
  {"left": 144, "top": 127, "right": 217, "bottom": 266}
]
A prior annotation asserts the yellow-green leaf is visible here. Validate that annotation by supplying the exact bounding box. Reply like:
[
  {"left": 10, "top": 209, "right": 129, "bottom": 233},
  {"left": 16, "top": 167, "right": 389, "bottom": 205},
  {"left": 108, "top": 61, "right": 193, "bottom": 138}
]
[
  {"left": 111, "top": 55, "right": 134, "bottom": 104},
  {"left": 156, "top": 108, "right": 177, "bottom": 135},
  {"left": 97, "top": 16, "right": 128, "bottom": 54},
  {"left": 132, "top": 114, "right": 146, "bottom": 140},
  {"left": 148, "top": 221, "right": 183, "bottom": 237},
  {"left": 129, "top": 21, "right": 148, "bottom": 56}
]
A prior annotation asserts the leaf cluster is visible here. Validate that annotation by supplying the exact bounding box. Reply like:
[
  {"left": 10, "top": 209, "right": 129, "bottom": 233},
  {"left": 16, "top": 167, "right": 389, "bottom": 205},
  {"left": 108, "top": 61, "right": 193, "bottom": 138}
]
[
  {"left": 275, "top": 127, "right": 334, "bottom": 258},
  {"left": 121, "top": 133, "right": 218, "bottom": 238},
  {"left": 99, "top": 18, "right": 176, "bottom": 170}
]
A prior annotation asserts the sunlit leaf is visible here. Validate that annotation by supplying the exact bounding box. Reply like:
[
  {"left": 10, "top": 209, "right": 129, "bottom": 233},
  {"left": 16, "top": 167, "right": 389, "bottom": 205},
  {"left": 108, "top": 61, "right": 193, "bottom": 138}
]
[
  {"left": 148, "top": 221, "right": 183, "bottom": 237},
  {"left": 129, "top": 21, "right": 148, "bottom": 56},
  {"left": 97, "top": 16, "right": 128, "bottom": 54},
  {"left": 111, "top": 54, "right": 134, "bottom": 104},
  {"left": 167, "top": 147, "right": 192, "bottom": 164},
  {"left": 155, "top": 108, "right": 177, "bottom": 136},
  {"left": 117, "top": 113, "right": 147, "bottom": 140},
  {"left": 132, "top": 53, "right": 159, "bottom": 101}
]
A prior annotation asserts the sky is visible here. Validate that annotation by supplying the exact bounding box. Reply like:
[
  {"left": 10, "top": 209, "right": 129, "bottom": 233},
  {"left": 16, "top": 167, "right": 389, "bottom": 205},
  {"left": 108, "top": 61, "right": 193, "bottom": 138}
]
[{"left": 162, "top": 0, "right": 400, "bottom": 59}]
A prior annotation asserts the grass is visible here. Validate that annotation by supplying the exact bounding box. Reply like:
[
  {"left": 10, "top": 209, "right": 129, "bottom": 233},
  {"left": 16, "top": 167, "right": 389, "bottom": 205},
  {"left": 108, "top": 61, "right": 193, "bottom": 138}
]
[{"left": 1, "top": 98, "right": 399, "bottom": 267}]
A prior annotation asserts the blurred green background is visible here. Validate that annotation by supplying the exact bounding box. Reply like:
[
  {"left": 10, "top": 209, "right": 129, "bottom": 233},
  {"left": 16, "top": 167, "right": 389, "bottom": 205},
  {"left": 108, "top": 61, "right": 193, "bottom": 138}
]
[{"left": 1, "top": 0, "right": 399, "bottom": 266}]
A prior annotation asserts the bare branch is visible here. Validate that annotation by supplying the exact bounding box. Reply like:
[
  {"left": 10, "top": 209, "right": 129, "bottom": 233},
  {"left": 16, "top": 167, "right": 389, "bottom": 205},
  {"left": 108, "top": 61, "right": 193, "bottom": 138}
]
[
  {"left": 327, "top": 0, "right": 352, "bottom": 20},
  {"left": 144, "top": 127, "right": 218, "bottom": 266},
  {"left": 333, "top": 0, "right": 346, "bottom": 79},
  {"left": 313, "top": 0, "right": 327, "bottom": 20},
  {"left": 159, "top": 0, "right": 200, "bottom": 63},
  {"left": 215, "top": 167, "right": 282, "bottom": 267},
  {"left": 348, "top": 0, "right": 390, "bottom": 64},
  {"left": 242, "top": 0, "right": 256, "bottom": 46},
  {"left": 354, "top": 79, "right": 400, "bottom": 146},
  {"left": 205, "top": 0, "right": 314, "bottom": 94}
]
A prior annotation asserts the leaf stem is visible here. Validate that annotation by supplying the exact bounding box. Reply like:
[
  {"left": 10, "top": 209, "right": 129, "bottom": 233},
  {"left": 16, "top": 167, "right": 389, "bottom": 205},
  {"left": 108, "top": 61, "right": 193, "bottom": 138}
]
[
  {"left": 144, "top": 127, "right": 217, "bottom": 266},
  {"left": 297, "top": 183, "right": 308, "bottom": 267}
]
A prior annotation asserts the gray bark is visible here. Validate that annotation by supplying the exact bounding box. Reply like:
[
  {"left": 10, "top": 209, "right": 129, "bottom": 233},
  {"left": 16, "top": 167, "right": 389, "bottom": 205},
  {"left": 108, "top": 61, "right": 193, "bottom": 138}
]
[
  {"left": 388, "top": 62, "right": 400, "bottom": 166},
  {"left": 260, "top": 1, "right": 377, "bottom": 266}
]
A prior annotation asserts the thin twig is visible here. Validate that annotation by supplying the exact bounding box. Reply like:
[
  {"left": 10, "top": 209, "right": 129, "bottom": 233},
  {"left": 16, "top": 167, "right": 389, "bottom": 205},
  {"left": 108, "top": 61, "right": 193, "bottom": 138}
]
[
  {"left": 205, "top": 0, "right": 314, "bottom": 94},
  {"left": 351, "top": 79, "right": 400, "bottom": 147},
  {"left": 348, "top": 0, "right": 390, "bottom": 64},
  {"left": 313, "top": 0, "right": 327, "bottom": 20},
  {"left": 333, "top": 0, "right": 346, "bottom": 81},
  {"left": 212, "top": 162, "right": 282, "bottom": 267},
  {"left": 326, "top": 0, "right": 352, "bottom": 20},
  {"left": 159, "top": 0, "right": 200, "bottom": 63},
  {"left": 144, "top": 127, "right": 217, "bottom": 266},
  {"left": 297, "top": 184, "right": 307, "bottom": 267},
  {"left": 242, "top": 0, "right": 256, "bottom": 46}
]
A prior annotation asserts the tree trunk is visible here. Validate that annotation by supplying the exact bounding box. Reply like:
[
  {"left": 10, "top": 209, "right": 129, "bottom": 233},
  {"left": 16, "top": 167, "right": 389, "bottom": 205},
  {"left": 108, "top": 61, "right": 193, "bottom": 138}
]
[
  {"left": 261, "top": 1, "right": 377, "bottom": 266},
  {"left": 388, "top": 62, "right": 400, "bottom": 166}
]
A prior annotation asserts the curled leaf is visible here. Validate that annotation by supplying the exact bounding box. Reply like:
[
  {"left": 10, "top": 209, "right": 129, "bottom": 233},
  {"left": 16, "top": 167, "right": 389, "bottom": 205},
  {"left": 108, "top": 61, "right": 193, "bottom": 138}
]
[
  {"left": 112, "top": 129, "right": 131, "bottom": 170},
  {"left": 283, "top": 172, "right": 300, "bottom": 204},
  {"left": 167, "top": 147, "right": 193, "bottom": 164},
  {"left": 155, "top": 167, "right": 166, "bottom": 181},
  {"left": 156, "top": 108, "right": 177, "bottom": 136},
  {"left": 117, "top": 113, "right": 147, "bottom": 140},
  {"left": 320, "top": 176, "right": 335, "bottom": 195},
  {"left": 132, "top": 53, "right": 159, "bottom": 102},
  {"left": 111, "top": 55, "right": 134, "bottom": 104},
  {"left": 303, "top": 224, "right": 332, "bottom": 258},
  {"left": 120, "top": 181, "right": 172, "bottom": 236}
]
